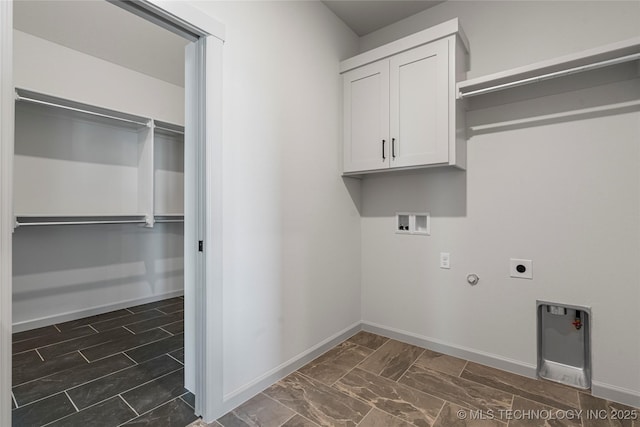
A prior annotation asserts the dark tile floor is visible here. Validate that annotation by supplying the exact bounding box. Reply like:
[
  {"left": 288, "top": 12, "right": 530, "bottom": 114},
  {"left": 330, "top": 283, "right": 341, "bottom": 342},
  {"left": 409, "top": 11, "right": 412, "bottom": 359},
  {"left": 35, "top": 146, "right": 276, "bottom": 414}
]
[
  {"left": 11, "top": 296, "right": 197, "bottom": 427},
  {"left": 191, "top": 331, "right": 639, "bottom": 427}
]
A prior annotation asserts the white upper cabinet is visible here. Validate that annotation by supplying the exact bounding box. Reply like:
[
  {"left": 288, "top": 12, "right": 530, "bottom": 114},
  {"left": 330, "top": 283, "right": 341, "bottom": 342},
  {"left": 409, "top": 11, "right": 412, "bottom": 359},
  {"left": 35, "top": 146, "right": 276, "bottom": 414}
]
[
  {"left": 341, "top": 19, "right": 468, "bottom": 175},
  {"left": 343, "top": 61, "right": 390, "bottom": 173},
  {"left": 390, "top": 41, "right": 449, "bottom": 168}
]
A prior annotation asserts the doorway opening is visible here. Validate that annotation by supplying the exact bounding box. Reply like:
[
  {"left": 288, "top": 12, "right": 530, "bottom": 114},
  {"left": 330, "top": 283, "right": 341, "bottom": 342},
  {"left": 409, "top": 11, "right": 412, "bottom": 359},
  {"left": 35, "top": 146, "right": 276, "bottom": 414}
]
[{"left": 1, "top": 1, "right": 224, "bottom": 425}]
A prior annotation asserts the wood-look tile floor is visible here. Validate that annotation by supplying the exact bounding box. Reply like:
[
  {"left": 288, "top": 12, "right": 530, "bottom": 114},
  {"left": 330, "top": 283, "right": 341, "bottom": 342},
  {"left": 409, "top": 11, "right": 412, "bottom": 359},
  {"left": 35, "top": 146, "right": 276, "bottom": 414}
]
[
  {"left": 191, "top": 331, "right": 639, "bottom": 427},
  {"left": 11, "top": 297, "right": 197, "bottom": 427}
]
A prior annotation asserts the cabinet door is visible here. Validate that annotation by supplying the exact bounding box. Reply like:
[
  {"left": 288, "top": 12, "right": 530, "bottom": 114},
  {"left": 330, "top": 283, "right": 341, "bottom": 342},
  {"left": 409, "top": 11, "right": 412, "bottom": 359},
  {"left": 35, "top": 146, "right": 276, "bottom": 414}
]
[
  {"left": 389, "top": 39, "right": 449, "bottom": 168},
  {"left": 343, "top": 61, "right": 390, "bottom": 173}
]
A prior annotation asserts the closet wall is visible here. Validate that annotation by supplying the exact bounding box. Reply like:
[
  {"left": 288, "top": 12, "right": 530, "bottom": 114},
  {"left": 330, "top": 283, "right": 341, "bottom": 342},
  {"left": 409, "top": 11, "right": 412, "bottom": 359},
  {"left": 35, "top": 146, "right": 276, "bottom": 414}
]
[
  {"left": 358, "top": 1, "right": 640, "bottom": 404},
  {"left": 12, "top": 30, "right": 185, "bottom": 331}
]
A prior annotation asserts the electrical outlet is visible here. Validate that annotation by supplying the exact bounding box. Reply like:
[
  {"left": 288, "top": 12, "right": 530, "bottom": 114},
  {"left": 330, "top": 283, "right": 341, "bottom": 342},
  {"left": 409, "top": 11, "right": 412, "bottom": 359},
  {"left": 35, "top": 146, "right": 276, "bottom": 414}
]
[
  {"left": 510, "top": 258, "right": 532, "bottom": 279},
  {"left": 440, "top": 252, "right": 450, "bottom": 269}
]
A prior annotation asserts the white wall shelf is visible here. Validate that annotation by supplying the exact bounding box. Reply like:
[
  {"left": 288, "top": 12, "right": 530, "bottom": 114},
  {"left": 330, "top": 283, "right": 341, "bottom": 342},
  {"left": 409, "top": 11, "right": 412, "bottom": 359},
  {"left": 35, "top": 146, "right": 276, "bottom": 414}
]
[
  {"left": 457, "top": 37, "right": 640, "bottom": 99},
  {"left": 14, "top": 214, "right": 150, "bottom": 227},
  {"left": 154, "top": 214, "right": 184, "bottom": 223},
  {"left": 14, "top": 88, "right": 184, "bottom": 228},
  {"left": 15, "top": 88, "right": 151, "bottom": 128}
]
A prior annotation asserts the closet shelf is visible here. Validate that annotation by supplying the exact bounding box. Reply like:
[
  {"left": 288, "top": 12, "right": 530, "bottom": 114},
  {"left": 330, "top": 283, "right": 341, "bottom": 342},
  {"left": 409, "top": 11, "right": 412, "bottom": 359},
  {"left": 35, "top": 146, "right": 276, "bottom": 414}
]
[
  {"left": 154, "top": 121, "right": 185, "bottom": 135},
  {"left": 14, "top": 214, "right": 151, "bottom": 228},
  {"left": 154, "top": 214, "right": 184, "bottom": 223},
  {"left": 457, "top": 37, "right": 640, "bottom": 99},
  {"left": 15, "top": 88, "right": 151, "bottom": 129}
]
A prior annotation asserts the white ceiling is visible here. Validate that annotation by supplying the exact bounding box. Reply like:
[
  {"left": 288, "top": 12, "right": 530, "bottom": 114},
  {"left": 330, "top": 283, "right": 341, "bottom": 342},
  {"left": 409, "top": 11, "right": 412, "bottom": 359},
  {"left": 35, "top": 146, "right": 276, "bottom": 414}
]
[
  {"left": 13, "top": 1, "right": 444, "bottom": 87},
  {"left": 322, "top": 0, "right": 444, "bottom": 36},
  {"left": 13, "top": 0, "right": 189, "bottom": 87}
]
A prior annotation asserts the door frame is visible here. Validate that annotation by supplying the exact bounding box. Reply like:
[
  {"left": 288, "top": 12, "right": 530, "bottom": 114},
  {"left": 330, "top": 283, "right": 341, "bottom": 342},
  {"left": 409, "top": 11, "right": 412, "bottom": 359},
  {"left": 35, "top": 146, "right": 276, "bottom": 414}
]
[{"left": 0, "top": 1, "right": 225, "bottom": 424}]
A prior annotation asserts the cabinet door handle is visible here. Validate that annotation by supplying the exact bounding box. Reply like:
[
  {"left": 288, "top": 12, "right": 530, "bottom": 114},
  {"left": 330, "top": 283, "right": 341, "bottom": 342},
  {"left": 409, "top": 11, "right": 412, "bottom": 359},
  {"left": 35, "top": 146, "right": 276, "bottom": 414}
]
[
  {"left": 382, "top": 139, "right": 386, "bottom": 160},
  {"left": 392, "top": 138, "right": 396, "bottom": 159}
]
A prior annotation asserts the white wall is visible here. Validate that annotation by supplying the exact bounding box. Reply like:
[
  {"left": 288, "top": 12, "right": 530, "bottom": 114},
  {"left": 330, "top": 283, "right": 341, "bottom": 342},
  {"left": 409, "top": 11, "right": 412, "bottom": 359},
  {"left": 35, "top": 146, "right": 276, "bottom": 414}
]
[
  {"left": 13, "top": 30, "right": 184, "bottom": 125},
  {"left": 12, "top": 30, "right": 186, "bottom": 329},
  {"left": 187, "top": 1, "right": 361, "bottom": 399},
  {"left": 359, "top": 1, "right": 640, "bottom": 404},
  {"left": 360, "top": 1, "right": 640, "bottom": 79}
]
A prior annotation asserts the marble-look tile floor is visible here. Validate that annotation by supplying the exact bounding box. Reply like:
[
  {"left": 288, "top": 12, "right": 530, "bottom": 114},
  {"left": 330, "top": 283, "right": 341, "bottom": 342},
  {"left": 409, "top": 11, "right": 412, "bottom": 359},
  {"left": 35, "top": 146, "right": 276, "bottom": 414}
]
[
  {"left": 11, "top": 297, "right": 197, "bottom": 427},
  {"left": 191, "top": 331, "right": 639, "bottom": 427}
]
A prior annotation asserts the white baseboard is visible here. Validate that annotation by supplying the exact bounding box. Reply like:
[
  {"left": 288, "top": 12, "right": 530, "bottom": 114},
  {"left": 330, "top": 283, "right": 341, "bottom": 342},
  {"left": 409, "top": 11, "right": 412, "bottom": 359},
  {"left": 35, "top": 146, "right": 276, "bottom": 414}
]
[
  {"left": 12, "top": 290, "right": 184, "bottom": 333},
  {"left": 592, "top": 381, "right": 640, "bottom": 409},
  {"left": 362, "top": 321, "right": 537, "bottom": 379},
  {"left": 221, "top": 321, "right": 362, "bottom": 413}
]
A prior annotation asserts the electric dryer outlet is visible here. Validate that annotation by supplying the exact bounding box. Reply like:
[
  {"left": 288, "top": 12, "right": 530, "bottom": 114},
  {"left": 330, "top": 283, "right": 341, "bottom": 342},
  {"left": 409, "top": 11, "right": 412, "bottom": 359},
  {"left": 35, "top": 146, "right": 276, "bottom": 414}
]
[{"left": 510, "top": 259, "right": 533, "bottom": 279}]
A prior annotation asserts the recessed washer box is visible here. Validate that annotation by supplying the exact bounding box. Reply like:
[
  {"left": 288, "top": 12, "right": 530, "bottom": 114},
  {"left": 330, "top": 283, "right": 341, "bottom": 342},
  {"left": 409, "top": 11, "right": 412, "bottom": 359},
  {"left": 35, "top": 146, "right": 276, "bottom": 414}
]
[
  {"left": 395, "top": 212, "right": 430, "bottom": 235},
  {"left": 537, "top": 301, "right": 591, "bottom": 389}
]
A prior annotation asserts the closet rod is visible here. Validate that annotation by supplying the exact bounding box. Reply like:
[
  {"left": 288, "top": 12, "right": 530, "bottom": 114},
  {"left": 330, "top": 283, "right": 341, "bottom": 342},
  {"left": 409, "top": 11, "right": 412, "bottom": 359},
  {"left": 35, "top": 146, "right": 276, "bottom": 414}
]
[
  {"left": 154, "top": 219, "right": 185, "bottom": 223},
  {"left": 15, "top": 93, "right": 150, "bottom": 127},
  {"left": 155, "top": 125, "right": 184, "bottom": 135},
  {"left": 15, "top": 219, "right": 147, "bottom": 227},
  {"left": 458, "top": 52, "right": 640, "bottom": 99}
]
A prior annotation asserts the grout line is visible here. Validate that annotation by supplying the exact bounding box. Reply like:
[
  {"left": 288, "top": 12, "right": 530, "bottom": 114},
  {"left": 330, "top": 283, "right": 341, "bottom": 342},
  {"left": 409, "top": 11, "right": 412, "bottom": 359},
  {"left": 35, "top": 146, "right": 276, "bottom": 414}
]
[
  {"left": 431, "top": 401, "right": 446, "bottom": 427},
  {"left": 38, "top": 329, "right": 129, "bottom": 360},
  {"left": 53, "top": 324, "right": 61, "bottom": 333},
  {"left": 353, "top": 342, "right": 387, "bottom": 375},
  {"left": 122, "top": 326, "right": 136, "bottom": 335},
  {"left": 293, "top": 413, "right": 321, "bottom": 427},
  {"left": 60, "top": 362, "right": 143, "bottom": 404},
  {"left": 60, "top": 366, "right": 187, "bottom": 427},
  {"left": 118, "top": 366, "right": 184, "bottom": 399},
  {"left": 263, "top": 393, "right": 320, "bottom": 427},
  {"left": 354, "top": 406, "right": 374, "bottom": 427},
  {"left": 122, "top": 351, "right": 138, "bottom": 365},
  {"left": 459, "top": 360, "right": 469, "bottom": 377},
  {"left": 509, "top": 394, "right": 515, "bottom": 410},
  {"left": 65, "top": 390, "right": 80, "bottom": 412},
  {"left": 85, "top": 332, "right": 177, "bottom": 363},
  {"left": 16, "top": 327, "right": 96, "bottom": 355},
  {"left": 88, "top": 324, "right": 99, "bottom": 334},
  {"left": 119, "top": 394, "right": 140, "bottom": 417},
  {"left": 34, "top": 348, "right": 45, "bottom": 362},
  {"left": 13, "top": 356, "right": 143, "bottom": 409},
  {"left": 125, "top": 308, "right": 136, "bottom": 314},
  {"left": 166, "top": 352, "right": 184, "bottom": 365},
  {"left": 158, "top": 326, "right": 173, "bottom": 336},
  {"left": 179, "top": 395, "right": 194, "bottom": 410},
  {"left": 396, "top": 349, "right": 425, "bottom": 384},
  {"left": 278, "top": 414, "right": 297, "bottom": 427},
  {"left": 329, "top": 354, "right": 369, "bottom": 387},
  {"left": 11, "top": 391, "right": 18, "bottom": 409},
  {"left": 117, "top": 396, "right": 184, "bottom": 426},
  {"left": 19, "top": 392, "right": 81, "bottom": 427},
  {"left": 78, "top": 350, "right": 91, "bottom": 363},
  {"left": 295, "top": 369, "right": 377, "bottom": 413}
]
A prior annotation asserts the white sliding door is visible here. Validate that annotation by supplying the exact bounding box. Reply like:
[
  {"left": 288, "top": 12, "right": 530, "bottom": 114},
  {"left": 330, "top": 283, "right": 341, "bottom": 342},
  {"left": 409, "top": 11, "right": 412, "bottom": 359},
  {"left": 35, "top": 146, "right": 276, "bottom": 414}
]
[{"left": 184, "top": 35, "right": 224, "bottom": 421}]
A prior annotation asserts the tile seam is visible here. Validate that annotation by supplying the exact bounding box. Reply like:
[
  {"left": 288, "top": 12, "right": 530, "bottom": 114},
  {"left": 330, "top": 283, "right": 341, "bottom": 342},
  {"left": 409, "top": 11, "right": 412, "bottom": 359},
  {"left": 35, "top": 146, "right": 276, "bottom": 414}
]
[
  {"left": 14, "top": 357, "right": 138, "bottom": 407},
  {"left": 119, "top": 394, "right": 140, "bottom": 417},
  {"left": 83, "top": 332, "right": 175, "bottom": 362},
  {"left": 71, "top": 365, "right": 184, "bottom": 413}
]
